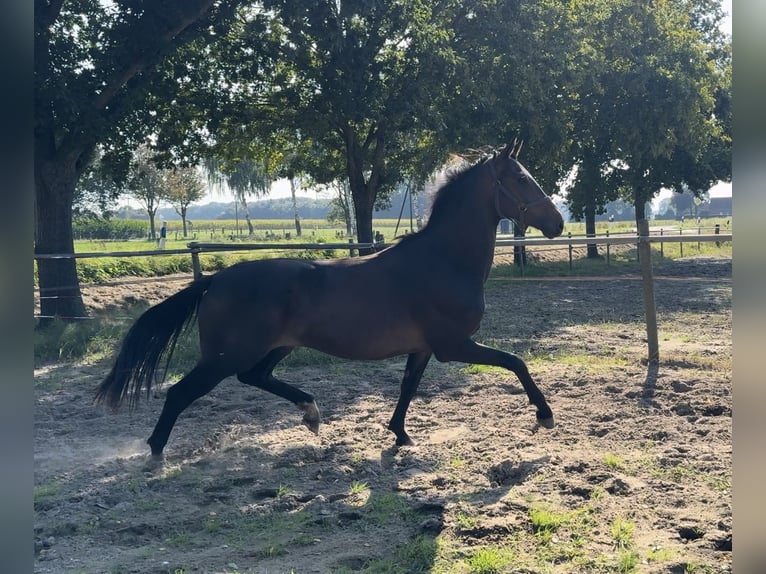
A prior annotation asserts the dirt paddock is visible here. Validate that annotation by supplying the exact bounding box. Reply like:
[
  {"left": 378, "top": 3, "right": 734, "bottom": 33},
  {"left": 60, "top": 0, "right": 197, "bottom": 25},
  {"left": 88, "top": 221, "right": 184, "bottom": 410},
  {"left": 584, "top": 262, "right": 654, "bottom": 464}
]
[{"left": 34, "top": 255, "right": 731, "bottom": 573}]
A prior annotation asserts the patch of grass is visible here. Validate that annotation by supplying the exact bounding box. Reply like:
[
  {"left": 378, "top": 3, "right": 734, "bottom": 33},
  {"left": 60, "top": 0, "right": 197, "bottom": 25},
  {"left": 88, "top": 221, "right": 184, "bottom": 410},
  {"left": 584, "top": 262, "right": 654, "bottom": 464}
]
[
  {"left": 603, "top": 453, "right": 626, "bottom": 470},
  {"left": 454, "top": 511, "right": 478, "bottom": 530},
  {"left": 204, "top": 518, "right": 221, "bottom": 533},
  {"left": 364, "top": 536, "right": 438, "bottom": 574},
  {"left": 367, "top": 493, "right": 412, "bottom": 523},
  {"left": 610, "top": 517, "right": 635, "bottom": 550},
  {"left": 529, "top": 505, "right": 566, "bottom": 536},
  {"left": 276, "top": 483, "right": 291, "bottom": 498},
  {"left": 34, "top": 314, "right": 131, "bottom": 365},
  {"left": 616, "top": 550, "right": 640, "bottom": 573},
  {"left": 164, "top": 530, "right": 194, "bottom": 548},
  {"left": 449, "top": 454, "right": 466, "bottom": 470},
  {"left": 33, "top": 483, "right": 62, "bottom": 511},
  {"left": 349, "top": 480, "right": 369, "bottom": 495},
  {"left": 650, "top": 462, "right": 731, "bottom": 491},
  {"left": 464, "top": 545, "right": 515, "bottom": 574},
  {"left": 646, "top": 546, "right": 675, "bottom": 564}
]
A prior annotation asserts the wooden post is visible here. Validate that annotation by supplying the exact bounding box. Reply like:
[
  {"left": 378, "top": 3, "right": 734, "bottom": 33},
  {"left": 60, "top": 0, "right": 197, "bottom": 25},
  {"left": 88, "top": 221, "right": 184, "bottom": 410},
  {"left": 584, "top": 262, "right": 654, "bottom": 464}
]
[
  {"left": 568, "top": 232, "right": 573, "bottom": 271},
  {"left": 189, "top": 242, "right": 202, "bottom": 280},
  {"left": 660, "top": 228, "right": 664, "bottom": 258},
  {"left": 348, "top": 238, "right": 354, "bottom": 257},
  {"left": 638, "top": 220, "right": 659, "bottom": 363},
  {"left": 605, "top": 229, "right": 610, "bottom": 266},
  {"left": 679, "top": 228, "right": 683, "bottom": 257}
]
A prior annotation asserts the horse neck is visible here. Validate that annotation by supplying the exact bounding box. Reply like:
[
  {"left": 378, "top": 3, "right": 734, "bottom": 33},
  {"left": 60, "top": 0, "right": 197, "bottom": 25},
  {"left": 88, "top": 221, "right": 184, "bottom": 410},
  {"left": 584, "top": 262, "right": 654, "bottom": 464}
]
[{"left": 422, "top": 184, "right": 499, "bottom": 279}]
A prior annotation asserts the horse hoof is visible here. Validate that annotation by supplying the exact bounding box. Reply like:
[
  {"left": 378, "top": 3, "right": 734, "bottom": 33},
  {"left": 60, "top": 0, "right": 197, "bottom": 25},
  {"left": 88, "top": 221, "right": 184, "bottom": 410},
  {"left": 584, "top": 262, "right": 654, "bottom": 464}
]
[
  {"left": 537, "top": 416, "right": 555, "bottom": 429},
  {"left": 143, "top": 453, "right": 164, "bottom": 471},
  {"left": 299, "top": 401, "right": 321, "bottom": 435},
  {"left": 395, "top": 435, "right": 415, "bottom": 447}
]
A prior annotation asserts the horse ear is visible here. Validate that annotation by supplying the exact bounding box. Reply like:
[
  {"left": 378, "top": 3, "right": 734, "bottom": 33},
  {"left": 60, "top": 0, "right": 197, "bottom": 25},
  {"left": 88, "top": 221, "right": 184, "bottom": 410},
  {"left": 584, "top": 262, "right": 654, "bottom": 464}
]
[
  {"left": 500, "top": 141, "right": 515, "bottom": 158},
  {"left": 510, "top": 139, "right": 523, "bottom": 159}
]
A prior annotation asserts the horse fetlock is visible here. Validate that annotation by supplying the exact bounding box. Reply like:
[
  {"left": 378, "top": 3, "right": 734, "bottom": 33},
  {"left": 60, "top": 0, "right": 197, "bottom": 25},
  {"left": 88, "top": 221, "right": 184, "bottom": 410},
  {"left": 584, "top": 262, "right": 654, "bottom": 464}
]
[{"left": 299, "top": 401, "right": 321, "bottom": 435}]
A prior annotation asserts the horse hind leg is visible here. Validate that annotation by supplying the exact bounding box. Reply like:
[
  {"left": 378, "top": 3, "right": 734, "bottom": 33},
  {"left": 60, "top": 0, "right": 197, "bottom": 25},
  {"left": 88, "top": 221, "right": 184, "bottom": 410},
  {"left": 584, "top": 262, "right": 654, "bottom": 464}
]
[
  {"left": 147, "top": 361, "right": 232, "bottom": 459},
  {"left": 237, "top": 347, "right": 321, "bottom": 435},
  {"left": 388, "top": 351, "right": 432, "bottom": 447},
  {"left": 433, "top": 338, "right": 554, "bottom": 429}
]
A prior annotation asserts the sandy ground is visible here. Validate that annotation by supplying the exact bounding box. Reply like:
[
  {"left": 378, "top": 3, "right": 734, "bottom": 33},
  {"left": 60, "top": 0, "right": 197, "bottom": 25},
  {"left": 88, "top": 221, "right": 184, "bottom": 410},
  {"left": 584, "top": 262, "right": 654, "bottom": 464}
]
[{"left": 34, "top": 253, "right": 731, "bottom": 573}]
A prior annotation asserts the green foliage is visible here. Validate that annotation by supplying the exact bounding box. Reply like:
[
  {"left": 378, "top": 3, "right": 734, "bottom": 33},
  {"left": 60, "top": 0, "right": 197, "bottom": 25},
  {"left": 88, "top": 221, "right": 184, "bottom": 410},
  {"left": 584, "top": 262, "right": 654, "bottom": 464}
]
[
  {"left": 564, "top": 0, "right": 731, "bottom": 224},
  {"left": 73, "top": 218, "right": 148, "bottom": 240}
]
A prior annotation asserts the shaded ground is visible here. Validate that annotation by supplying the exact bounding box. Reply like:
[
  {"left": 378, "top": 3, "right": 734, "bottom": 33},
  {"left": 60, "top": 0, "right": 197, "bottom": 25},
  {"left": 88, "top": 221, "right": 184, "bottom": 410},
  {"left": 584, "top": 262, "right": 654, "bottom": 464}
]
[{"left": 34, "top": 255, "right": 731, "bottom": 573}]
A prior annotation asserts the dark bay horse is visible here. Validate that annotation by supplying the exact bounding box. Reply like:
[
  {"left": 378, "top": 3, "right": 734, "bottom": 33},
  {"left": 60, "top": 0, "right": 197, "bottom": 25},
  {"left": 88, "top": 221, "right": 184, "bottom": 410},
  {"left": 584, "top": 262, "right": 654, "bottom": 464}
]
[{"left": 96, "top": 141, "right": 565, "bottom": 458}]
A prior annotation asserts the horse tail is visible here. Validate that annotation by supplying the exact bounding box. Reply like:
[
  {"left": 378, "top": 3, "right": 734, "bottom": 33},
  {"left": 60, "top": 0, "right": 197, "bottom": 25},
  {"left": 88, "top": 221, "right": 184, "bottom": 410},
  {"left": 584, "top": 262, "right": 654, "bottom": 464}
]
[{"left": 95, "top": 275, "right": 214, "bottom": 410}]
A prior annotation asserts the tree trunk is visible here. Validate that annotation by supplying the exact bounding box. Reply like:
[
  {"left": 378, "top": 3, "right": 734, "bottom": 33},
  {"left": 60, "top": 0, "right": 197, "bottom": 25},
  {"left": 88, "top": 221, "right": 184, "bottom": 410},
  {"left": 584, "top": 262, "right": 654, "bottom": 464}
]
[
  {"left": 351, "top": 186, "right": 375, "bottom": 254},
  {"left": 148, "top": 209, "right": 157, "bottom": 240},
  {"left": 585, "top": 208, "right": 599, "bottom": 258},
  {"left": 35, "top": 158, "right": 87, "bottom": 323},
  {"left": 289, "top": 178, "right": 302, "bottom": 237},
  {"left": 241, "top": 198, "right": 254, "bottom": 236},
  {"left": 181, "top": 207, "right": 188, "bottom": 237}
]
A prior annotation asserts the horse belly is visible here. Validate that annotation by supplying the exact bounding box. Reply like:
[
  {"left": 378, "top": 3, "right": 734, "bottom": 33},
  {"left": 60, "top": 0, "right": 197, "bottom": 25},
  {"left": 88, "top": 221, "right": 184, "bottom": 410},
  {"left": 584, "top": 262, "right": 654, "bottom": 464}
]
[{"left": 298, "top": 305, "right": 427, "bottom": 360}]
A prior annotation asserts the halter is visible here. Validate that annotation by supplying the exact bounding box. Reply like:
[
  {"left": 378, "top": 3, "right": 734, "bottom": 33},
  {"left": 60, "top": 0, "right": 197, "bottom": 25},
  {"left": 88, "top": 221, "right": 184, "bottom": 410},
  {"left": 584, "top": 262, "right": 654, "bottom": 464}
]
[{"left": 487, "top": 157, "right": 552, "bottom": 231}]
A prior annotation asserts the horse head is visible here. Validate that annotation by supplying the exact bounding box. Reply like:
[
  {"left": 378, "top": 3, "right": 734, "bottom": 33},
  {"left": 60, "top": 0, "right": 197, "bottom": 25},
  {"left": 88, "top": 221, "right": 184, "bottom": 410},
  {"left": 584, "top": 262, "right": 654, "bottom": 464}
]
[{"left": 489, "top": 140, "right": 564, "bottom": 239}]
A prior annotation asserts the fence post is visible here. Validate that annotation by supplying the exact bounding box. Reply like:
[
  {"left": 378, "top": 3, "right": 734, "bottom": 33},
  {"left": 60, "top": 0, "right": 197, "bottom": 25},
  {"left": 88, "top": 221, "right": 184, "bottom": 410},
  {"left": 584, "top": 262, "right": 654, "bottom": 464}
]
[
  {"left": 189, "top": 242, "right": 202, "bottom": 280},
  {"left": 638, "top": 220, "right": 659, "bottom": 364},
  {"left": 715, "top": 223, "right": 721, "bottom": 247},
  {"left": 348, "top": 238, "right": 354, "bottom": 257},
  {"left": 568, "top": 232, "right": 573, "bottom": 271},
  {"left": 698, "top": 225, "right": 701, "bottom": 250},
  {"left": 679, "top": 228, "right": 683, "bottom": 257},
  {"left": 605, "top": 229, "right": 610, "bottom": 266},
  {"left": 660, "top": 228, "right": 664, "bottom": 258}
]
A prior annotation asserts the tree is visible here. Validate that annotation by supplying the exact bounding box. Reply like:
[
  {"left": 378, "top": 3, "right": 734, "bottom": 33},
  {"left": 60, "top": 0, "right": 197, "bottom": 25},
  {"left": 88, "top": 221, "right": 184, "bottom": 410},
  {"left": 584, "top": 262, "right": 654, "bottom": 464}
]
[
  {"left": 73, "top": 148, "right": 123, "bottom": 220},
  {"left": 325, "top": 178, "right": 355, "bottom": 238},
  {"left": 566, "top": 0, "right": 731, "bottom": 233},
  {"left": 34, "top": 0, "right": 242, "bottom": 322},
  {"left": 165, "top": 167, "right": 206, "bottom": 237},
  {"left": 204, "top": 157, "right": 275, "bottom": 236},
  {"left": 128, "top": 146, "right": 166, "bottom": 241}
]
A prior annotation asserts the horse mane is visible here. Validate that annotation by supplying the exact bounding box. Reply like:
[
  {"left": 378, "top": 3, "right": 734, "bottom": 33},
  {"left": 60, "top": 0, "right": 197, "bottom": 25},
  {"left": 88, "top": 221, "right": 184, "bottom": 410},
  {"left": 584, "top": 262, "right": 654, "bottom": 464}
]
[{"left": 427, "top": 148, "right": 497, "bottom": 221}]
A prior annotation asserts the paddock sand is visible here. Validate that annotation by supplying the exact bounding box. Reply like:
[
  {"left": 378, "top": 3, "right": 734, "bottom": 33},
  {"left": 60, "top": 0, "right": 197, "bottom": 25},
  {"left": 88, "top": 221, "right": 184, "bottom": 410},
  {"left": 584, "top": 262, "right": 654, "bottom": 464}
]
[{"left": 34, "top": 254, "right": 731, "bottom": 573}]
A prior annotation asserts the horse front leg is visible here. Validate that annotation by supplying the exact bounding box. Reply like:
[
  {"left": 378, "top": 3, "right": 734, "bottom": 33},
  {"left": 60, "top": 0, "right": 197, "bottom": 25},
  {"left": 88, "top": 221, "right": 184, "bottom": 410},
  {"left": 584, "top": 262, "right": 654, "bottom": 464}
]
[
  {"left": 433, "top": 339, "right": 554, "bottom": 429},
  {"left": 388, "top": 351, "right": 432, "bottom": 446}
]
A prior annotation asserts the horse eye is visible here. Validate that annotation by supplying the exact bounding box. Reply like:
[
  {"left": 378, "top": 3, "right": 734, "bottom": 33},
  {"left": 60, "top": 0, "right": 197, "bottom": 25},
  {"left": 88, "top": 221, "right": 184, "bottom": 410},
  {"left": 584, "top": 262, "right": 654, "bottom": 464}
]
[{"left": 519, "top": 174, "right": 528, "bottom": 182}]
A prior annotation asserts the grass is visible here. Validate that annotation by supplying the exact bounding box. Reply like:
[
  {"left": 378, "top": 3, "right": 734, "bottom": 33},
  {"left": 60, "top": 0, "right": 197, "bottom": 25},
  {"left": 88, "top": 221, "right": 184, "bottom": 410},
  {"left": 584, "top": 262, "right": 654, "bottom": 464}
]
[
  {"left": 610, "top": 517, "right": 635, "bottom": 550},
  {"left": 34, "top": 483, "right": 62, "bottom": 511},
  {"left": 349, "top": 480, "right": 370, "bottom": 495},
  {"left": 464, "top": 545, "right": 515, "bottom": 573},
  {"left": 603, "top": 453, "right": 626, "bottom": 470}
]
